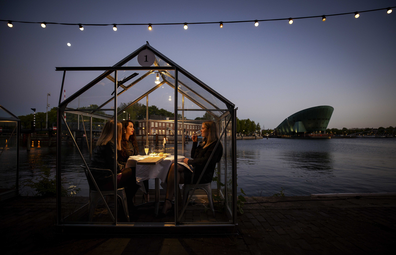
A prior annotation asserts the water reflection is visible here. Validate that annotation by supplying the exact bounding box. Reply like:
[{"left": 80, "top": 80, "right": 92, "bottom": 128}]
[
  {"left": 237, "top": 149, "right": 260, "bottom": 166},
  {"left": 282, "top": 151, "right": 333, "bottom": 171},
  {"left": 3, "top": 138, "right": 396, "bottom": 197}
]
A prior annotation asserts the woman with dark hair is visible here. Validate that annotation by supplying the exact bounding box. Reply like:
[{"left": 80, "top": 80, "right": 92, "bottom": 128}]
[
  {"left": 161, "top": 121, "right": 223, "bottom": 215},
  {"left": 91, "top": 120, "right": 140, "bottom": 214},
  {"left": 119, "top": 120, "right": 150, "bottom": 202},
  {"left": 118, "top": 120, "right": 139, "bottom": 164}
]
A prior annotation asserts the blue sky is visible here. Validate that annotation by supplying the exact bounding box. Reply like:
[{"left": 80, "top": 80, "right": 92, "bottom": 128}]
[{"left": 1, "top": 0, "right": 395, "bottom": 129}]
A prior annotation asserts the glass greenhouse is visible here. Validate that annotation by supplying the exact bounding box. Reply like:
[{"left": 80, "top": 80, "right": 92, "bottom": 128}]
[
  {"left": 55, "top": 43, "right": 237, "bottom": 234},
  {"left": 0, "top": 105, "right": 20, "bottom": 201}
]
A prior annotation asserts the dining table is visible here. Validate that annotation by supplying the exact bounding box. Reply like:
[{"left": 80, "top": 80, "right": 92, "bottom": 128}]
[{"left": 127, "top": 154, "right": 185, "bottom": 215}]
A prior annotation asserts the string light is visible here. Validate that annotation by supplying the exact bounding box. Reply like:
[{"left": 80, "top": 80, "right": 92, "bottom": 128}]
[
  {"left": 148, "top": 24, "right": 152, "bottom": 30},
  {"left": 289, "top": 18, "right": 293, "bottom": 24},
  {"left": 79, "top": 24, "right": 84, "bottom": 31},
  {"left": 2, "top": 6, "right": 394, "bottom": 30}
]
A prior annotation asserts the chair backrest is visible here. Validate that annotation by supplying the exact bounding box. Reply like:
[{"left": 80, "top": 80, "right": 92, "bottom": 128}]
[
  {"left": 81, "top": 165, "right": 114, "bottom": 191},
  {"left": 206, "top": 142, "right": 223, "bottom": 181}
]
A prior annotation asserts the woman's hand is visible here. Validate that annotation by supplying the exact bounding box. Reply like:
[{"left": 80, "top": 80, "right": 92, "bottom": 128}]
[
  {"left": 192, "top": 134, "right": 198, "bottom": 142},
  {"left": 183, "top": 158, "right": 189, "bottom": 164}
]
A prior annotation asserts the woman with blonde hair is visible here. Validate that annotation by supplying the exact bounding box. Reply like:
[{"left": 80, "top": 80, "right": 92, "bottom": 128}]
[
  {"left": 161, "top": 121, "right": 223, "bottom": 215},
  {"left": 91, "top": 120, "right": 139, "bottom": 214}
]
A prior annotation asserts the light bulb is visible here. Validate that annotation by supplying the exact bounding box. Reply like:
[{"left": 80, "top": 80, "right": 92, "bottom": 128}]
[
  {"left": 387, "top": 8, "right": 392, "bottom": 14},
  {"left": 79, "top": 24, "right": 84, "bottom": 31},
  {"left": 322, "top": 16, "right": 326, "bottom": 22},
  {"left": 7, "top": 21, "right": 13, "bottom": 28},
  {"left": 113, "top": 24, "right": 117, "bottom": 31},
  {"left": 220, "top": 22, "right": 223, "bottom": 28},
  {"left": 184, "top": 23, "right": 188, "bottom": 30},
  {"left": 354, "top": 12, "right": 360, "bottom": 18},
  {"left": 148, "top": 24, "right": 152, "bottom": 30},
  {"left": 289, "top": 18, "right": 293, "bottom": 24},
  {"left": 155, "top": 73, "right": 161, "bottom": 84},
  {"left": 41, "top": 22, "right": 46, "bottom": 28},
  {"left": 254, "top": 20, "right": 259, "bottom": 27}
]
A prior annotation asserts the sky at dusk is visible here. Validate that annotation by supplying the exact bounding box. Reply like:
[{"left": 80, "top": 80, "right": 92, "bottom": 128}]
[{"left": 1, "top": 0, "right": 395, "bottom": 129}]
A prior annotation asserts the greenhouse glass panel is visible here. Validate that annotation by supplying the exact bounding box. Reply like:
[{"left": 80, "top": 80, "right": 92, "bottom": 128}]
[
  {"left": 0, "top": 105, "right": 20, "bottom": 200},
  {"left": 56, "top": 43, "right": 237, "bottom": 233}
]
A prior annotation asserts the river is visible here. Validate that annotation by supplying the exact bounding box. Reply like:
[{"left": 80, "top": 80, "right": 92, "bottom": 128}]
[
  {"left": 237, "top": 138, "right": 396, "bottom": 196},
  {"left": 2, "top": 138, "right": 396, "bottom": 197}
]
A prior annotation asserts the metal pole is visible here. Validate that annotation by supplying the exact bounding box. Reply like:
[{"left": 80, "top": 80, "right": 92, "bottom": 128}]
[
  {"left": 174, "top": 69, "right": 178, "bottom": 223},
  {"left": 114, "top": 70, "right": 118, "bottom": 224},
  {"left": 146, "top": 95, "right": 149, "bottom": 145},
  {"left": 90, "top": 117, "right": 93, "bottom": 159},
  {"left": 232, "top": 108, "right": 237, "bottom": 224},
  {"left": 56, "top": 106, "right": 62, "bottom": 225},
  {"left": 182, "top": 95, "right": 185, "bottom": 153},
  {"left": 16, "top": 120, "right": 20, "bottom": 195}
]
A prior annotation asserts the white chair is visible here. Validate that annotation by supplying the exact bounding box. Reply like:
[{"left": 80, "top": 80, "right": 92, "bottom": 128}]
[
  {"left": 82, "top": 166, "right": 130, "bottom": 222},
  {"left": 183, "top": 182, "right": 215, "bottom": 216}
]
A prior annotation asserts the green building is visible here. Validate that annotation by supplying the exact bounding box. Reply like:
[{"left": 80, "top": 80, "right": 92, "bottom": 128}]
[{"left": 275, "top": 105, "right": 334, "bottom": 137}]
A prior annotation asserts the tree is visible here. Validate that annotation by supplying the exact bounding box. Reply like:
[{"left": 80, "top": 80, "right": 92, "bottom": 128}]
[
  {"left": 195, "top": 112, "right": 215, "bottom": 121},
  {"left": 256, "top": 123, "right": 261, "bottom": 133}
]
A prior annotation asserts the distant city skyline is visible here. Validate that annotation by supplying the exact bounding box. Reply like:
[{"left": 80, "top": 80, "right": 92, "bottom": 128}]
[{"left": 1, "top": 0, "right": 395, "bottom": 129}]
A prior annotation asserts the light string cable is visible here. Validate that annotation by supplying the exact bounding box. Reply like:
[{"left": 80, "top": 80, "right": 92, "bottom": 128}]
[{"left": 2, "top": 6, "right": 394, "bottom": 29}]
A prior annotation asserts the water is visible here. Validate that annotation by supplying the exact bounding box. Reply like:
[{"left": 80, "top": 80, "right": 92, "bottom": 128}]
[
  {"left": 237, "top": 138, "right": 396, "bottom": 196},
  {"left": 2, "top": 138, "right": 396, "bottom": 197}
]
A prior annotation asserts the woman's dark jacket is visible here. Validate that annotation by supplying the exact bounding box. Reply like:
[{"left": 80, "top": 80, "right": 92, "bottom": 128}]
[
  {"left": 186, "top": 139, "right": 223, "bottom": 184},
  {"left": 90, "top": 141, "right": 123, "bottom": 188}
]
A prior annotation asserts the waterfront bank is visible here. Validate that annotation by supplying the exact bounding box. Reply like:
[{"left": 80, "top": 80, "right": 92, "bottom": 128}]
[{"left": 2, "top": 193, "right": 395, "bottom": 254}]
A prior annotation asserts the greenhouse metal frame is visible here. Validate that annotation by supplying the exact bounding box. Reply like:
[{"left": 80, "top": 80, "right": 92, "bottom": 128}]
[{"left": 55, "top": 43, "right": 237, "bottom": 234}]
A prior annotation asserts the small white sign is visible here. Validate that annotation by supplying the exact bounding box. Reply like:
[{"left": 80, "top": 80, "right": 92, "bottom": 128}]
[{"left": 138, "top": 49, "right": 155, "bottom": 67}]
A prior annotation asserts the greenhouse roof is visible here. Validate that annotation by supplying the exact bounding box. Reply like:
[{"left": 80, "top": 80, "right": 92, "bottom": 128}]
[
  {"left": 0, "top": 105, "right": 19, "bottom": 121},
  {"left": 57, "top": 43, "right": 235, "bottom": 120}
]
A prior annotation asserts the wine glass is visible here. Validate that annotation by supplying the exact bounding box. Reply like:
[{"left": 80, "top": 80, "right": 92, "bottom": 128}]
[
  {"left": 144, "top": 145, "right": 149, "bottom": 155},
  {"left": 192, "top": 130, "right": 201, "bottom": 142}
]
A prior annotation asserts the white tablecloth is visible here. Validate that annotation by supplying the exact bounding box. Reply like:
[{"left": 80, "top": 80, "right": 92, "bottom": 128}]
[{"left": 128, "top": 155, "right": 185, "bottom": 190}]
